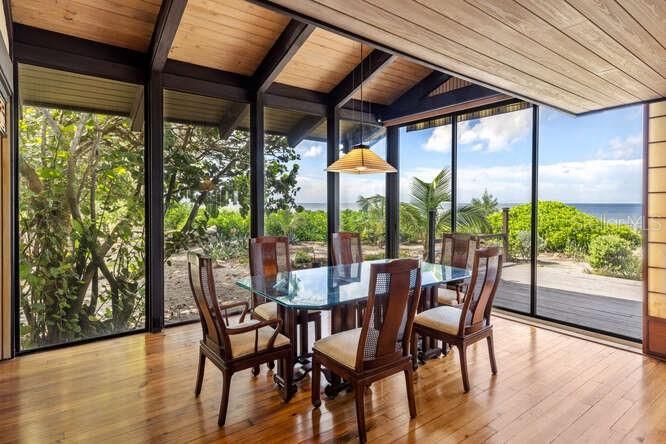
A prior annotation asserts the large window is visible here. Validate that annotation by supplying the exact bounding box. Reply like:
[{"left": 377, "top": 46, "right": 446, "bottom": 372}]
[
  {"left": 339, "top": 120, "right": 387, "bottom": 259},
  {"left": 456, "top": 104, "right": 533, "bottom": 313},
  {"left": 537, "top": 105, "right": 643, "bottom": 339},
  {"left": 264, "top": 108, "right": 327, "bottom": 268},
  {"left": 18, "top": 65, "right": 145, "bottom": 349},
  {"left": 398, "top": 119, "right": 452, "bottom": 260},
  {"left": 162, "top": 91, "right": 251, "bottom": 324}
]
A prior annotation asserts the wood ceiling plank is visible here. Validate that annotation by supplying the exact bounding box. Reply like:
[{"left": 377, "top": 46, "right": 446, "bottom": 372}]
[
  {"left": 353, "top": 58, "right": 432, "bottom": 105},
  {"left": 169, "top": 0, "right": 289, "bottom": 74},
  {"left": 418, "top": 0, "right": 637, "bottom": 105},
  {"left": 516, "top": 0, "right": 666, "bottom": 96},
  {"left": 366, "top": 0, "right": 615, "bottom": 109},
  {"left": 566, "top": 0, "right": 666, "bottom": 78},
  {"left": 270, "top": 0, "right": 593, "bottom": 112},
  {"left": 620, "top": 0, "right": 666, "bottom": 48},
  {"left": 11, "top": 0, "right": 160, "bottom": 51}
]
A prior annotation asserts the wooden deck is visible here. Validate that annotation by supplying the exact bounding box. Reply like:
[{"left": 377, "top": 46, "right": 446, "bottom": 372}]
[
  {"left": 1, "top": 318, "right": 665, "bottom": 443},
  {"left": 494, "top": 280, "right": 643, "bottom": 340}
]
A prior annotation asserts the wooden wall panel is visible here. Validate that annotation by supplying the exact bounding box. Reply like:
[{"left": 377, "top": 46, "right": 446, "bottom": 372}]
[
  {"left": 646, "top": 99, "right": 666, "bottom": 360},
  {"left": 11, "top": 0, "right": 162, "bottom": 51}
]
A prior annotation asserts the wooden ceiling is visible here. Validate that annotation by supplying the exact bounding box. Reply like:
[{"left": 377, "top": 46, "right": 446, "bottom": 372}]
[
  {"left": 169, "top": 0, "right": 289, "bottom": 75},
  {"left": 351, "top": 58, "right": 431, "bottom": 105},
  {"left": 11, "top": 0, "right": 162, "bottom": 52},
  {"left": 262, "top": 0, "right": 666, "bottom": 114}
]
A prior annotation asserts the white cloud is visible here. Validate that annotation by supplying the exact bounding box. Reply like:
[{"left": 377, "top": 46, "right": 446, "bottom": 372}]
[
  {"left": 295, "top": 175, "right": 325, "bottom": 203},
  {"left": 458, "top": 109, "right": 531, "bottom": 152},
  {"left": 596, "top": 133, "right": 642, "bottom": 160},
  {"left": 297, "top": 145, "right": 323, "bottom": 158},
  {"left": 423, "top": 126, "right": 452, "bottom": 153}
]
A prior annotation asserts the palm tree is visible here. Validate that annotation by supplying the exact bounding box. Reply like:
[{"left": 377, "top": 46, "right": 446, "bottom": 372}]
[{"left": 401, "top": 168, "right": 490, "bottom": 259}]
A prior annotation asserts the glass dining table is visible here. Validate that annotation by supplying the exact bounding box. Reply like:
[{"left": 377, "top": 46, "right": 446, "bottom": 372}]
[{"left": 235, "top": 259, "right": 470, "bottom": 397}]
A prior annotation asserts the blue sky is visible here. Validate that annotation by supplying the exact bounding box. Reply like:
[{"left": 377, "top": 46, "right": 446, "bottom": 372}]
[{"left": 291, "top": 104, "right": 643, "bottom": 205}]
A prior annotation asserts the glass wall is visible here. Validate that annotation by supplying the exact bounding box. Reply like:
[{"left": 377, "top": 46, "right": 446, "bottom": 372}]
[
  {"left": 163, "top": 91, "right": 250, "bottom": 324},
  {"left": 398, "top": 119, "right": 452, "bottom": 260},
  {"left": 456, "top": 103, "right": 533, "bottom": 313},
  {"left": 17, "top": 65, "right": 145, "bottom": 349},
  {"left": 537, "top": 105, "right": 643, "bottom": 339},
  {"left": 264, "top": 108, "right": 327, "bottom": 268},
  {"left": 339, "top": 120, "right": 387, "bottom": 259}
]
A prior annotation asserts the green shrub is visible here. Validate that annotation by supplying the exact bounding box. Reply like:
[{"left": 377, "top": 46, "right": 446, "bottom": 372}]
[
  {"left": 487, "top": 201, "right": 641, "bottom": 260},
  {"left": 209, "top": 209, "right": 250, "bottom": 239},
  {"left": 164, "top": 202, "right": 191, "bottom": 232},
  {"left": 587, "top": 235, "right": 641, "bottom": 280}
]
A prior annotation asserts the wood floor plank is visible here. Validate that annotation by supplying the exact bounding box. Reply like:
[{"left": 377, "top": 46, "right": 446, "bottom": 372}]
[{"left": 0, "top": 317, "right": 663, "bottom": 443}]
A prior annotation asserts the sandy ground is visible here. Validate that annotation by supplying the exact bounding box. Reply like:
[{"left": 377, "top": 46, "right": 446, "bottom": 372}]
[{"left": 501, "top": 253, "right": 642, "bottom": 302}]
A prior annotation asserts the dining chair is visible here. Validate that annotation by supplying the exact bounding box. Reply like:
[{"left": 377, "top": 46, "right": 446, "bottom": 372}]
[
  {"left": 249, "top": 236, "right": 322, "bottom": 367},
  {"left": 437, "top": 233, "right": 479, "bottom": 306},
  {"left": 188, "top": 252, "right": 294, "bottom": 426},
  {"left": 330, "top": 232, "right": 363, "bottom": 266},
  {"left": 412, "top": 246, "right": 502, "bottom": 392},
  {"left": 311, "top": 259, "right": 422, "bottom": 443}
]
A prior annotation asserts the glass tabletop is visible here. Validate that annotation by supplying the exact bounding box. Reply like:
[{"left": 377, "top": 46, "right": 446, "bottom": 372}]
[{"left": 235, "top": 260, "right": 471, "bottom": 310}]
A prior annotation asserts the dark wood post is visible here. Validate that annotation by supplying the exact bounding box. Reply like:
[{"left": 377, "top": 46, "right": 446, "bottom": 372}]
[
  {"left": 502, "top": 207, "right": 510, "bottom": 261},
  {"left": 427, "top": 209, "right": 437, "bottom": 263},
  {"left": 250, "top": 93, "right": 265, "bottom": 237},
  {"left": 386, "top": 125, "right": 399, "bottom": 258},
  {"left": 146, "top": 70, "right": 164, "bottom": 332},
  {"left": 326, "top": 105, "right": 340, "bottom": 264}
]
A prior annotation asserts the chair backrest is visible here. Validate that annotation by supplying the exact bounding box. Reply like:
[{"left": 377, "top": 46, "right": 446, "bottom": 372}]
[
  {"left": 355, "top": 259, "right": 422, "bottom": 371},
  {"left": 458, "top": 246, "right": 503, "bottom": 336},
  {"left": 187, "top": 252, "right": 231, "bottom": 355},
  {"left": 249, "top": 236, "right": 291, "bottom": 277},
  {"left": 330, "top": 232, "right": 363, "bottom": 265},
  {"left": 441, "top": 233, "right": 479, "bottom": 270}
]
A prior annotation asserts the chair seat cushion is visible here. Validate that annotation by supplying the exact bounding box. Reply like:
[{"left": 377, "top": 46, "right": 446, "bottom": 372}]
[
  {"left": 254, "top": 301, "right": 278, "bottom": 320},
  {"left": 313, "top": 327, "right": 361, "bottom": 370},
  {"left": 437, "top": 287, "right": 460, "bottom": 306},
  {"left": 414, "top": 306, "right": 462, "bottom": 336},
  {"left": 228, "top": 319, "right": 290, "bottom": 358},
  {"left": 254, "top": 302, "right": 321, "bottom": 321}
]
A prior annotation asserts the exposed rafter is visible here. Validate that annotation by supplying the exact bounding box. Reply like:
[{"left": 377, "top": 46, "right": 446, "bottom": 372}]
[
  {"left": 253, "top": 19, "right": 314, "bottom": 94},
  {"left": 389, "top": 71, "right": 451, "bottom": 113},
  {"left": 329, "top": 49, "right": 395, "bottom": 108},
  {"left": 149, "top": 0, "right": 188, "bottom": 72},
  {"left": 218, "top": 102, "right": 248, "bottom": 139},
  {"left": 287, "top": 115, "right": 325, "bottom": 147},
  {"left": 383, "top": 84, "right": 502, "bottom": 122}
]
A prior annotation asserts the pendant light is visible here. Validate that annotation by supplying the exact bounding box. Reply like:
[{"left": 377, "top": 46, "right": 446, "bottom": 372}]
[{"left": 326, "top": 44, "right": 396, "bottom": 175}]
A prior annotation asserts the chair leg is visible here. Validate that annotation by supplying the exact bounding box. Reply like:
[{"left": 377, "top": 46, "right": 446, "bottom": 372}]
[
  {"left": 267, "top": 360, "right": 275, "bottom": 370},
  {"left": 195, "top": 350, "right": 206, "bottom": 396},
  {"left": 252, "top": 365, "right": 260, "bottom": 376},
  {"left": 299, "top": 311, "right": 308, "bottom": 359},
  {"left": 311, "top": 358, "right": 321, "bottom": 408},
  {"left": 218, "top": 370, "right": 232, "bottom": 426},
  {"left": 404, "top": 367, "right": 417, "bottom": 418},
  {"left": 457, "top": 344, "right": 470, "bottom": 393},
  {"left": 487, "top": 332, "right": 498, "bottom": 375},
  {"left": 354, "top": 382, "right": 367, "bottom": 443},
  {"left": 410, "top": 333, "right": 418, "bottom": 370}
]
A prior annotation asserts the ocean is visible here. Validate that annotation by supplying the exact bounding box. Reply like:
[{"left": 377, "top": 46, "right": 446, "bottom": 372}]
[{"left": 298, "top": 202, "right": 643, "bottom": 228}]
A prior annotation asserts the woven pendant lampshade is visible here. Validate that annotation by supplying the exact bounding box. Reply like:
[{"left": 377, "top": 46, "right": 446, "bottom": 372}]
[{"left": 327, "top": 144, "right": 397, "bottom": 174}]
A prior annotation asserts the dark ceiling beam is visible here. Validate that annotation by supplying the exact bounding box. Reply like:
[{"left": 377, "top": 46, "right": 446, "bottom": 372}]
[
  {"left": 382, "top": 84, "right": 501, "bottom": 121},
  {"left": 329, "top": 49, "right": 395, "bottom": 108},
  {"left": 13, "top": 24, "right": 146, "bottom": 83},
  {"left": 287, "top": 115, "right": 325, "bottom": 147},
  {"left": 389, "top": 71, "right": 451, "bottom": 112},
  {"left": 3, "top": 0, "right": 13, "bottom": 60},
  {"left": 218, "top": 102, "right": 248, "bottom": 139},
  {"left": 341, "top": 123, "right": 385, "bottom": 152},
  {"left": 148, "top": 0, "right": 188, "bottom": 72},
  {"left": 130, "top": 85, "right": 145, "bottom": 132},
  {"left": 162, "top": 60, "right": 250, "bottom": 101},
  {"left": 253, "top": 19, "right": 314, "bottom": 94}
]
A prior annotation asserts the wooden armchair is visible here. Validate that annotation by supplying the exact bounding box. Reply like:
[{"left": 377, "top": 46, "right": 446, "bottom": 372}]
[
  {"left": 330, "top": 232, "right": 363, "bottom": 265},
  {"left": 188, "top": 252, "right": 294, "bottom": 426},
  {"left": 412, "top": 246, "right": 502, "bottom": 392},
  {"left": 311, "top": 259, "right": 422, "bottom": 443},
  {"left": 249, "top": 236, "right": 322, "bottom": 364},
  {"left": 438, "top": 233, "right": 479, "bottom": 306}
]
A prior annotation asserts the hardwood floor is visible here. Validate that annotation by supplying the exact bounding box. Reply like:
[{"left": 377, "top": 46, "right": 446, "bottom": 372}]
[{"left": 1, "top": 317, "right": 665, "bottom": 443}]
